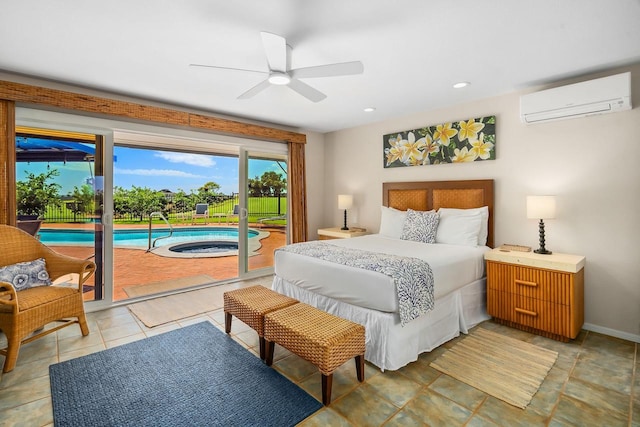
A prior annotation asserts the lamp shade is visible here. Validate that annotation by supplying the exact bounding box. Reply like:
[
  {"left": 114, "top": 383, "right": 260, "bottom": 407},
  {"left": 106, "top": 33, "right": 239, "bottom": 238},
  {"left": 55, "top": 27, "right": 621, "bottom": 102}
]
[
  {"left": 337, "top": 194, "right": 353, "bottom": 210},
  {"left": 526, "top": 196, "right": 556, "bottom": 219}
]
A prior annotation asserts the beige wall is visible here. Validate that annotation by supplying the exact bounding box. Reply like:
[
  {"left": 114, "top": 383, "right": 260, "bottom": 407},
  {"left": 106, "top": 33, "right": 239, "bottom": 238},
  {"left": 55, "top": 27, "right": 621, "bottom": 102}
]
[
  {"left": 303, "top": 131, "right": 326, "bottom": 240},
  {"left": 317, "top": 64, "right": 640, "bottom": 342}
]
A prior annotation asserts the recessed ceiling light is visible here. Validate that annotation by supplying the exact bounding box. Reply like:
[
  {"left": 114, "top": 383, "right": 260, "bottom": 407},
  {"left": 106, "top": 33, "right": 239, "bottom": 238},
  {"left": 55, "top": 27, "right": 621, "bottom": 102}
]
[
  {"left": 453, "top": 81, "right": 470, "bottom": 89},
  {"left": 364, "top": 107, "right": 376, "bottom": 112}
]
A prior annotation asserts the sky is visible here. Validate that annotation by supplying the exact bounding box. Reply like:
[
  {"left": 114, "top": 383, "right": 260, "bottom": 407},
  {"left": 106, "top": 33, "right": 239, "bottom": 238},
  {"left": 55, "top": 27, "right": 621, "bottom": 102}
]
[{"left": 16, "top": 145, "right": 286, "bottom": 196}]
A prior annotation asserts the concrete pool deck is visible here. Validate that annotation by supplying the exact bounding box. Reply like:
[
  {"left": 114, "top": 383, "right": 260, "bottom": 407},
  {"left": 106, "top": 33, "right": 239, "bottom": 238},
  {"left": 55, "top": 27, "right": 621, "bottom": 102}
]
[{"left": 42, "top": 223, "right": 285, "bottom": 302}]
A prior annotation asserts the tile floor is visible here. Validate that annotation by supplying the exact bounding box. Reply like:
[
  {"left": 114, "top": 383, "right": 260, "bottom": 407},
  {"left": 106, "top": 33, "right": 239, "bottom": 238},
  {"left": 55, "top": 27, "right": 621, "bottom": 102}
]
[{"left": 0, "top": 279, "right": 638, "bottom": 427}]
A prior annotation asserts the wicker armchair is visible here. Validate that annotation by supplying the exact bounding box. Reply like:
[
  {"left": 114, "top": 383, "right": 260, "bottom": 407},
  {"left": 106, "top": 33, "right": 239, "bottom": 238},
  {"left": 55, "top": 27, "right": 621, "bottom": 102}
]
[{"left": 0, "top": 225, "right": 96, "bottom": 372}]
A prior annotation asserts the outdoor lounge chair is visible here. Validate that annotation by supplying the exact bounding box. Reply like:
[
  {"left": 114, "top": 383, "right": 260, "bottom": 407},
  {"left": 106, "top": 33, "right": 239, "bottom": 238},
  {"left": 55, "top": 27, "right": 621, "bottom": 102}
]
[
  {"left": 192, "top": 203, "right": 209, "bottom": 224},
  {"left": 0, "top": 224, "right": 96, "bottom": 372},
  {"left": 227, "top": 204, "right": 240, "bottom": 224}
]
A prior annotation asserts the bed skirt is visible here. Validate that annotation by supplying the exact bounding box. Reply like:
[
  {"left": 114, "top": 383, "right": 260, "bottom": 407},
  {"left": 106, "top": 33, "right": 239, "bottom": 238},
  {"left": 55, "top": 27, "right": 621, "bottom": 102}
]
[{"left": 272, "top": 276, "right": 490, "bottom": 371}]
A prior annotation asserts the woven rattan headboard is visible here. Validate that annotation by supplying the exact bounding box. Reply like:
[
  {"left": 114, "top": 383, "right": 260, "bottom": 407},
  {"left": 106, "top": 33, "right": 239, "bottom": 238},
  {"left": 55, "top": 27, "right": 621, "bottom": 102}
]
[{"left": 382, "top": 179, "right": 494, "bottom": 247}]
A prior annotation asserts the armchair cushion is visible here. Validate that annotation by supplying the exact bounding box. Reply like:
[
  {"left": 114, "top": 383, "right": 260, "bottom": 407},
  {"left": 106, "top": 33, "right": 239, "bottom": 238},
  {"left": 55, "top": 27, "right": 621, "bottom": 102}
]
[
  {"left": 0, "top": 258, "right": 52, "bottom": 291},
  {"left": 0, "top": 286, "right": 77, "bottom": 312}
]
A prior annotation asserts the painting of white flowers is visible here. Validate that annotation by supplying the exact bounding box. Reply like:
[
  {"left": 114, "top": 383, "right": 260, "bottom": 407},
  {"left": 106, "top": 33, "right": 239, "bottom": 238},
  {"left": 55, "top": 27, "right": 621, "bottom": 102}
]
[{"left": 383, "top": 116, "right": 496, "bottom": 168}]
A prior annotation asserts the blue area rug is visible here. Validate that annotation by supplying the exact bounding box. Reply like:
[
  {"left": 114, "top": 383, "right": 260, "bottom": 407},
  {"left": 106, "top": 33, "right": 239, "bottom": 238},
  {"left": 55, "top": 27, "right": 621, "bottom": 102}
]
[{"left": 50, "top": 321, "right": 322, "bottom": 426}]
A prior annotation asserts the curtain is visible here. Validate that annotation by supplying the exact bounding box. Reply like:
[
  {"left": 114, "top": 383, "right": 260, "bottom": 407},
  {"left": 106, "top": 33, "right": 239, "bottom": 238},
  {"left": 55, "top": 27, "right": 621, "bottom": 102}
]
[
  {"left": 288, "top": 141, "right": 307, "bottom": 243},
  {"left": 0, "top": 100, "right": 16, "bottom": 225}
]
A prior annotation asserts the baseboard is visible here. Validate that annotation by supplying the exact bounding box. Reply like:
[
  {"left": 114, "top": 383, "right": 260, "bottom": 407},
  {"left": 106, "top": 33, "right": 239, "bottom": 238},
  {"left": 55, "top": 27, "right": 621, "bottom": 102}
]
[{"left": 582, "top": 323, "right": 640, "bottom": 343}]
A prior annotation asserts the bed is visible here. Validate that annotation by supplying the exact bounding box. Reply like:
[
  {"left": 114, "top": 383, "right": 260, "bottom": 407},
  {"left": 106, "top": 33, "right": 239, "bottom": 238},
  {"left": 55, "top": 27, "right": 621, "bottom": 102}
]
[{"left": 272, "top": 179, "right": 494, "bottom": 371}]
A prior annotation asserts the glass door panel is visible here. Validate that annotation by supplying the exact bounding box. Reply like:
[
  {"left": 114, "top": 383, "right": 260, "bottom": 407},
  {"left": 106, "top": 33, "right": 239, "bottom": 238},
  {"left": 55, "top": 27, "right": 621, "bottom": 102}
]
[
  {"left": 244, "top": 153, "right": 288, "bottom": 273},
  {"left": 110, "top": 144, "right": 240, "bottom": 301},
  {"left": 15, "top": 128, "right": 105, "bottom": 301}
]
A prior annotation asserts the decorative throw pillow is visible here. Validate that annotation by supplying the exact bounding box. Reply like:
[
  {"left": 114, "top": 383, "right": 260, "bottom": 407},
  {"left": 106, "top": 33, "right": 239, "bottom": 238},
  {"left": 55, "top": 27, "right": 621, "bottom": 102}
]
[
  {"left": 0, "top": 258, "right": 52, "bottom": 291},
  {"left": 400, "top": 209, "right": 439, "bottom": 243}
]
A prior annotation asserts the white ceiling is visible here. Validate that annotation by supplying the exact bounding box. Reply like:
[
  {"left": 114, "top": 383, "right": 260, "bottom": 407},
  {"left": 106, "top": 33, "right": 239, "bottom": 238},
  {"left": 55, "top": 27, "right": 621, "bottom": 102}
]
[{"left": 1, "top": 0, "right": 639, "bottom": 133}]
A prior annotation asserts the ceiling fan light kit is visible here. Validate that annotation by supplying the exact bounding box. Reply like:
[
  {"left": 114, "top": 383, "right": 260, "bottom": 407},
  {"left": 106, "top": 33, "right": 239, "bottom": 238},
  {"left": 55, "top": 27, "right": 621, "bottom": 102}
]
[
  {"left": 191, "top": 31, "right": 364, "bottom": 102},
  {"left": 268, "top": 72, "right": 291, "bottom": 85}
]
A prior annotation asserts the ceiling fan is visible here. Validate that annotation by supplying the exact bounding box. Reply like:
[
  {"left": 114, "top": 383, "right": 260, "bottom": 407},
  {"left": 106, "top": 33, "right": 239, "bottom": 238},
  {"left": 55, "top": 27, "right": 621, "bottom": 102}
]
[{"left": 190, "top": 32, "right": 364, "bottom": 102}]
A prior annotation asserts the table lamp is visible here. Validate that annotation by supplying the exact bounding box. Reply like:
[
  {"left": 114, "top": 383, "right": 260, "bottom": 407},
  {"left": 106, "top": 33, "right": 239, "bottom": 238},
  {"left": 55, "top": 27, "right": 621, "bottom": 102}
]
[
  {"left": 338, "top": 194, "right": 353, "bottom": 230},
  {"left": 526, "top": 195, "right": 556, "bottom": 255}
]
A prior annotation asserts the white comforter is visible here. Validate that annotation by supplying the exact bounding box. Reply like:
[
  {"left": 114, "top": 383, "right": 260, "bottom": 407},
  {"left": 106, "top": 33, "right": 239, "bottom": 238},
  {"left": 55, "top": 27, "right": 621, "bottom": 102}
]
[{"left": 274, "top": 234, "right": 489, "bottom": 313}]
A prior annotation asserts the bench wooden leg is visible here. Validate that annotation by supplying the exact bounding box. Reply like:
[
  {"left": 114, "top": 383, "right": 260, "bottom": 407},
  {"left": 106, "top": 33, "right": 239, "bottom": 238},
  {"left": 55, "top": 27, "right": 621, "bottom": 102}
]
[
  {"left": 322, "top": 374, "right": 333, "bottom": 405},
  {"left": 265, "top": 340, "right": 275, "bottom": 366},
  {"left": 224, "top": 312, "right": 232, "bottom": 334},
  {"left": 259, "top": 337, "right": 266, "bottom": 360},
  {"left": 355, "top": 355, "right": 364, "bottom": 382}
]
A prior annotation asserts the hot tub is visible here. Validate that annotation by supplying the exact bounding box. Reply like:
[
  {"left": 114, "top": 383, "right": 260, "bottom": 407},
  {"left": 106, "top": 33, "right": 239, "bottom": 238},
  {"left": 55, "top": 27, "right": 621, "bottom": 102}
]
[
  {"left": 149, "top": 231, "right": 268, "bottom": 258},
  {"left": 168, "top": 240, "right": 238, "bottom": 254}
]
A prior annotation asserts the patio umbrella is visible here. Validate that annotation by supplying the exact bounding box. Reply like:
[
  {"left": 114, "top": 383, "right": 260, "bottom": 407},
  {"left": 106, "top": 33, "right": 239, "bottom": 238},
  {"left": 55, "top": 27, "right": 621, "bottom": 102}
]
[{"left": 16, "top": 137, "right": 95, "bottom": 163}]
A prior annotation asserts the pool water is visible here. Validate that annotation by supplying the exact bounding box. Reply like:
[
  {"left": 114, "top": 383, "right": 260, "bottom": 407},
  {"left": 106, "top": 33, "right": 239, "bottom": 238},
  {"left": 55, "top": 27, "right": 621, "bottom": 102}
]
[{"left": 39, "top": 227, "right": 258, "bottom": 249}]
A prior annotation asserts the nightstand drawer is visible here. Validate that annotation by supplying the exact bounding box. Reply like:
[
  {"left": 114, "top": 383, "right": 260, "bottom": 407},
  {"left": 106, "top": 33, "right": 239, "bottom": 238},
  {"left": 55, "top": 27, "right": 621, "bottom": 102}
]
[
  {"left": 512, "top": 266, "right": 572, "bottom": 304},
  {"left": 512, "top": 295, "right": 572, "bottom": 338},
  {"left": 487, "top": 261, "right": 573, "bottom": 305},
  {"left": 488, "top": 290, "right": 573, "bottom": 337}
]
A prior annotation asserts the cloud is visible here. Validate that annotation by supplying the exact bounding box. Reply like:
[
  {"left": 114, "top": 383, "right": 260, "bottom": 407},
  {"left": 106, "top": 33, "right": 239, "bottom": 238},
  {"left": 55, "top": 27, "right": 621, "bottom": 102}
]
[
  {"left": 114, "top": 167, "right": 206, "bottom": 178},
  {"left": 154, "top": 152, "right": 216, "bottom": 167}
]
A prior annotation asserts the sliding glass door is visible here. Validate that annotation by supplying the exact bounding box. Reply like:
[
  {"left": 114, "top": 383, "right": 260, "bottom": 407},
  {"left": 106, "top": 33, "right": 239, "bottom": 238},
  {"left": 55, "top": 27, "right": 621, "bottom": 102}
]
[{"left": 242, "top": 150, "right": 288, "bottom": 275}]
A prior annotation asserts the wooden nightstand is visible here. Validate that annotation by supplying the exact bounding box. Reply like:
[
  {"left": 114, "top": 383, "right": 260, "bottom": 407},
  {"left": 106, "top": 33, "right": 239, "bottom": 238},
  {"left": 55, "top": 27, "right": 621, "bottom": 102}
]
[
  {"left": 317, "top": 227, "right": 367, "bottom": 240},
  {"left": 484, "top": 248, "right": 585, "bottom": 342}
]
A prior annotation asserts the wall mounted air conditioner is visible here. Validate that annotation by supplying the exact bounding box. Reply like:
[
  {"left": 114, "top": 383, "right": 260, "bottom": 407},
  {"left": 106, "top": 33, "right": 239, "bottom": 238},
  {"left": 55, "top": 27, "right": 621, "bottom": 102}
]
[{"left": 520, "top": 72, "right": 631, "bottom": 124}]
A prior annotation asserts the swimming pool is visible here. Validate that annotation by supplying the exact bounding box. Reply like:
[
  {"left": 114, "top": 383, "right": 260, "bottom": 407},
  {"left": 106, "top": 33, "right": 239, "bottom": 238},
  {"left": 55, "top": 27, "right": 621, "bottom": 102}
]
[{"left": 39, "top": 227, "right": 260, "bottom": 249}]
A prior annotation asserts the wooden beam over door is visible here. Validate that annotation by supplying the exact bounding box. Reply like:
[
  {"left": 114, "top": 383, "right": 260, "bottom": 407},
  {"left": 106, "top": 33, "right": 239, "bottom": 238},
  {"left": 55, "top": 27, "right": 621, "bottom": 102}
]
[
  {"left": 0, "top": 79, "right": 308, "bottom": 240},
  {"left": 0, "top": 80, "right": 306, "bottom": 144}
]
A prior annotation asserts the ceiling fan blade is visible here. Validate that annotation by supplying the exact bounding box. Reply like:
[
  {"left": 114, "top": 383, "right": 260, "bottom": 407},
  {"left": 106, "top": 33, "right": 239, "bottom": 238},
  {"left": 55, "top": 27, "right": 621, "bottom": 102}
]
[
  {"left": 287, "top": 79, "right": 327, "bottom": 102},
  {"left": 260, "top": 31, "right": 287, "bottom": 72},
  {"left": 237, "top": 79, "right": 271, "bottom": 100},
  {"left": 290, "top": 61, "right": 364, "bottom": 79},
  {"left": 189, "top": 64, "right": 267, "bottom": 75}
]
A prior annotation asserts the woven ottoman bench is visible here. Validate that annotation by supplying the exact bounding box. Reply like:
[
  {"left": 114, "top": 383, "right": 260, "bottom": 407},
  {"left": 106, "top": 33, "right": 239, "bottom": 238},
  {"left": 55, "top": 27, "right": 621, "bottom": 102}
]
[
  {"left": 223, "top": 285, "right": 298, "bottom": 359},
  {"left": 264, "top": 303, "right": 365, "bottom": 405}
]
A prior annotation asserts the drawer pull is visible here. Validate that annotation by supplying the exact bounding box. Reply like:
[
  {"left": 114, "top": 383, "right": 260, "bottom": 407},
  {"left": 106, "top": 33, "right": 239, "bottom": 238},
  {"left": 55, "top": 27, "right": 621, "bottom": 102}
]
[
  {"left": 515, "top": 279, "right": 538, "bottom": 288},
  {"left": 515, "top": 307, "right": 538, "bottom": 317}
]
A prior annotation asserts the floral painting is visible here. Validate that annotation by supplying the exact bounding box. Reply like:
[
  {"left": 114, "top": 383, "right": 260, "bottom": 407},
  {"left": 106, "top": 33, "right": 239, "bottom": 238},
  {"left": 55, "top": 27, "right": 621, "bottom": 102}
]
[{"left": 383, "top": 116, "right": 496, "bottom": 168}]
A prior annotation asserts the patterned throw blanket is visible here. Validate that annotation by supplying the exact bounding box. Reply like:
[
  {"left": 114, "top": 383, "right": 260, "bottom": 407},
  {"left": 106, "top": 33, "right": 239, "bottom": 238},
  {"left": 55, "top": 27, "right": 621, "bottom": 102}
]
[{"left": 279, "top": 241, "right": 434, "bottom": 326}]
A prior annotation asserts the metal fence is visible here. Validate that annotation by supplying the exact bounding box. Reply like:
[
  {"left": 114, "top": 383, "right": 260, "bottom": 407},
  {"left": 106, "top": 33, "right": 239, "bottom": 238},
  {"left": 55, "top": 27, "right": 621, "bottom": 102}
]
[{"left": 41, "top": 195, "right": 287, "bottom": 223}]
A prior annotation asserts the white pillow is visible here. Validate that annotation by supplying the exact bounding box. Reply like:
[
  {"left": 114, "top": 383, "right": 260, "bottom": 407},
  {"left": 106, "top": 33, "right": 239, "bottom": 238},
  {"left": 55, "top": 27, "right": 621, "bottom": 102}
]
[
  {"left": 379, "top": 206, "right": 407, "bottom": 239},
  {"left": 438, "top": 206, "right": 489, "bottom": 246},
  {"left": 436, "top": 211, "right": 483, "bottom": 246},
  {"left": 400, "top": 209, "right": 440, "bottom": 244}
]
